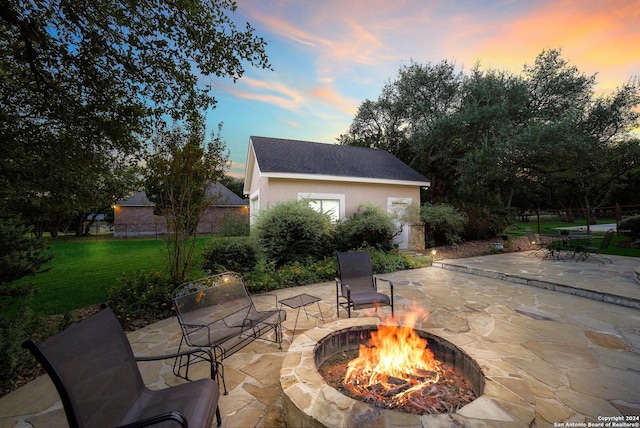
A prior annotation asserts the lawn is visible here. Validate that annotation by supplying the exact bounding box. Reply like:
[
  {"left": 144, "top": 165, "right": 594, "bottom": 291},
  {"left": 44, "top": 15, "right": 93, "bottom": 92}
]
[
  {"left": 506, "top": 219, "right": 640, "bottom": 257},
  {"left": 6, "top": 237, "right": 211, "bottom": 316},
  {"left": 5, "top": 221, "right": 639, "bottom": 316}
]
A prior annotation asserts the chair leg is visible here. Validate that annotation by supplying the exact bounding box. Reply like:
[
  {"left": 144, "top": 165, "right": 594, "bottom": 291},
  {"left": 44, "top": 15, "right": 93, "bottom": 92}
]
[{"left": 215, "top": 405, "right": 222, "bottom": 426}]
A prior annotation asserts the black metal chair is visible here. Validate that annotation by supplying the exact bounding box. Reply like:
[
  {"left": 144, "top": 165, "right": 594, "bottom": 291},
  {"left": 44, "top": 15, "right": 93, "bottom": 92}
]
[
  {"left": 23, "top": 304, "right": 221, "bottom": 428},
  {"left": 577, "top": 229, "right": 614, "bottom": 264},
  {"left": 336, "top": 251, "right": 394, "bottom": 318}
]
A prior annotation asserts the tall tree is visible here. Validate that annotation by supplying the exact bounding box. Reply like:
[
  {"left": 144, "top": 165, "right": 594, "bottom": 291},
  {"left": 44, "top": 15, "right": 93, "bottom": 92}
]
[
  {"left": 339, "top": 60, "right": 464, "bottom": 202},
  {"left": 340, "top": 49, "right": 640, "bottom": 216},
  {"left": 1, "top": 0, "right": 270, "bottom": 225},
  {"left": 145, "top": 119, "right": 229, "bottom": 285}
]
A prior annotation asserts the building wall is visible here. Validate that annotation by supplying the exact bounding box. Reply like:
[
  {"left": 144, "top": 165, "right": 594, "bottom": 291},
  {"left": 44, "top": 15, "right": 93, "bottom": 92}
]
[
  {"left": 251, "top": 176, "right": 424, "bottom": 250},
  {"left": 261, "top": 178, "right": 418, "bottom": 215},
  {"left": 113, "top": 205, "right": 249, "bottom": 237}
]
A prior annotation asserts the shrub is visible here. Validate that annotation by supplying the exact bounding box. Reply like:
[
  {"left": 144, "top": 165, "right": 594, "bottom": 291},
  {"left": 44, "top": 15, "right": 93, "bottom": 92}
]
[
  {"left": 245, "top": 257, "right": 337, "bottom": 293},
  {"left": 243, "top": 250, "right": 430, "bottom": 294},
  {"left": 0, "top": 293, "right": 41, "bottom": 397},
  {"left": 368, "top": 248, "right": 429, "bottom": 273},
  {"left": 460, "top": 204, "right": 509, "bottom": 240},
  {"left": 0, "top": 217, "right": 52, "bottom": 286},
  {"left": 254, "top": 199, "right": 334, "bottom": 266},
  {"left": 420, "top": 203, "right": 468, "bottom": 246},
  {"left": 108, "top": 270, "right": 174, "bottom": 330},
  {"left": 620, "top": 215, "right": 640, "bottom": 239},
  {"left": 215, "top": 211, "right": 250, "bottom": 237},
  {"left": 335, "top": 204, "right": 396, "bottom": 251},
  {"left": 201, "top": 237, "right": 258, "bottom": 274}
]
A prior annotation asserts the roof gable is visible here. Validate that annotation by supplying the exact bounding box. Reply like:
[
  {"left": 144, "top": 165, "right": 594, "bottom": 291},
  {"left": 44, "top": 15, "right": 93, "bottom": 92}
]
[
  {"left": 117, "top": 182, "right": 247, "bottom": 207},
  {"left": 249, "top": 136, "right": 429, "bottom": 184}
]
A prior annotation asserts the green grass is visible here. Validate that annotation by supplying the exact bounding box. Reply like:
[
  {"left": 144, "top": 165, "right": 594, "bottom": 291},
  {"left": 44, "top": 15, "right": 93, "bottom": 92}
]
[
  {"left": 506, "top": 219, "right": 640, "bottom": 257},
  {"left": 505, "top": 219, "right": 617, "bottom": 236},
  {"left": 7, "top": 237, "right": 210, "bottom": 316},
  {"left": 5, "top": 221, "right": 640, "bottom": 316}
]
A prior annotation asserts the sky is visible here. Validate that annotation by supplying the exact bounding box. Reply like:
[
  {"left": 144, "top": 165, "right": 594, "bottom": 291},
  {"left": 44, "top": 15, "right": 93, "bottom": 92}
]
[{"left": 203, "top": 0, "right": 640, "bottom": 178}]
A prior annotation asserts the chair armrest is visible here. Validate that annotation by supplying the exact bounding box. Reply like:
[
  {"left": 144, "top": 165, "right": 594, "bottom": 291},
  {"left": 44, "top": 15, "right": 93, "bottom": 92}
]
[
  {"left": 376, "top": 277, "right": 394, "bottom": 292},
  {"left": 135, "top": 346, "right": 214, "bottom": 362},
  {"left": 118, "top": 410, "right": 187, "bottom": 428},
  {"left": 136, "top": 347, "right": 218, "bottom": 379},
  {"left": 335, "top": 278, "right": 351, "bottom": 297},
  {"left": 252, "top": 292, "right": 279, "bottom": 311}
]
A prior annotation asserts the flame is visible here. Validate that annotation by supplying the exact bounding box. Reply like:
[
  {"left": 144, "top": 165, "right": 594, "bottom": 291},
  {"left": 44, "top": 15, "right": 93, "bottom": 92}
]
[{"left": 343, "top": 310, "right": 443, "bottom": 401}]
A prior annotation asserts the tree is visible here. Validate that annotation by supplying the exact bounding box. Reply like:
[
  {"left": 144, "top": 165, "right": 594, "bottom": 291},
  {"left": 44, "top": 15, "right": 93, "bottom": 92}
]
[
  {"left": 516, "top": 51, "right": 640, "bottom": 225},
  {"left": 145, "top": 119, "right": 229, "bottom": 285},
  {"left": 0, "top": 217, "right": 52, "bottom": 289},
  {"left": 339, "top": 60, "right": 464, "bottom": 203},
  {"left": 340, "top": 49, "right": 640, "bottom": 218},
  {"left": 1, "top": 0, "right": 270, "bottom": 227}
]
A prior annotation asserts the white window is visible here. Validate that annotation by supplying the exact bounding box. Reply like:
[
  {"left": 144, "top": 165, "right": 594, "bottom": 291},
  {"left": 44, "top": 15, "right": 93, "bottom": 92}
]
[{"left": 299, "top": 193, "right": 345, "bottom": 222}]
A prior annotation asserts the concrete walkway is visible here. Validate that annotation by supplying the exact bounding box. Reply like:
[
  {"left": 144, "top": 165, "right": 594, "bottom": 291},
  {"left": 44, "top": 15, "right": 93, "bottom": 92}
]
[{"left": 1, "top": 251, "right": 639, "bottom": 427}]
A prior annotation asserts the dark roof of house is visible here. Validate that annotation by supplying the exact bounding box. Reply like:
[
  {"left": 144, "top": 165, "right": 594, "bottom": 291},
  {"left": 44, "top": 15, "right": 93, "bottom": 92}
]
[
  {"left": 250, "top": 136, "right": 429, "bottom": 183},
  {"left": 117, "top": 182, "right": 247, "bottom": 207}
]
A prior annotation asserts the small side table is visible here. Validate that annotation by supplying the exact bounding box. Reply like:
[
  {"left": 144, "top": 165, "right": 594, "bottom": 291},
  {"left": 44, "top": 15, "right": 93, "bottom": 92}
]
[{"left": 278, "top": 293, "right": 324, "bottom": 341}]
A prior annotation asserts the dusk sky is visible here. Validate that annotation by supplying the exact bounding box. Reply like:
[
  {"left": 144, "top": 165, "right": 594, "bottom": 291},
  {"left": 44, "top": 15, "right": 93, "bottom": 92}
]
[{"left": 203, "top": 0, "right": 640, "bottom": 178}]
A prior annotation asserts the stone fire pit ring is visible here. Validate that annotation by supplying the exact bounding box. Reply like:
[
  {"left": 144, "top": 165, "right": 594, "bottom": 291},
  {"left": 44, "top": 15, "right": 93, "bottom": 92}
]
[{"left": 280, "top": 318, "right": 536, "bottom": 427}]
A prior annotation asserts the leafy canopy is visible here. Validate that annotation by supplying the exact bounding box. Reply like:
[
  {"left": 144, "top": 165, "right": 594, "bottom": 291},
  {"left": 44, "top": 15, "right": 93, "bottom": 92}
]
[{"left": 1, "top": 0, "right": 270, "bottom": 229}]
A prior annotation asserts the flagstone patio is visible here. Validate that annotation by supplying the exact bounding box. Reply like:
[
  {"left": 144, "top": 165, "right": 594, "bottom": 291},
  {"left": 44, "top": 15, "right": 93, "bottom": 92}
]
[{"left": 1, "top": 251, "right": 638, "bottom": 427}]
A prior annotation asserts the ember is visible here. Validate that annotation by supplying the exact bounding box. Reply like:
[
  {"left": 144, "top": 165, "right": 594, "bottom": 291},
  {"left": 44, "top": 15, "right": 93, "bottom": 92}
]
[{"left": 318, "top": 312, "right": 477, "bottom": 415}]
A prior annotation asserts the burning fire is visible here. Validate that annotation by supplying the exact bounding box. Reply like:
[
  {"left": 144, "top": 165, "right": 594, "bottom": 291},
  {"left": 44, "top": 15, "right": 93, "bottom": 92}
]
[{"left": 343, "top": 311, "right": 445, "bottom": 406}]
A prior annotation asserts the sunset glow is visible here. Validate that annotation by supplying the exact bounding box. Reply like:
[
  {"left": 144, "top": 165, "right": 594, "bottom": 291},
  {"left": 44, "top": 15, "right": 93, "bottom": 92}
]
[{"left": 208, "top": 0, "right": 640, "bottom": 177}]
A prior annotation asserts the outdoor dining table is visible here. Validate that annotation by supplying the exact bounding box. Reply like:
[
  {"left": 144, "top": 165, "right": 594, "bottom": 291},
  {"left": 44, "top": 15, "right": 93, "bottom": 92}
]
[
  {"left": 559, "top": 233, "right": 592, "bottom": 259},
  {"left": 537, "top": 232, "right": 592, "bottom": 261}
]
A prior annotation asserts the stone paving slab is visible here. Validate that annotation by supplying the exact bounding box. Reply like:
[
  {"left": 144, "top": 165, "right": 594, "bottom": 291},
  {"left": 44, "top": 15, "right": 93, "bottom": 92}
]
[
  {"left": 1, "top": 252, "right": 639, "bottom": 427},
  {"left": 434, "top": 251, "right": 640, "bottom": 309}
]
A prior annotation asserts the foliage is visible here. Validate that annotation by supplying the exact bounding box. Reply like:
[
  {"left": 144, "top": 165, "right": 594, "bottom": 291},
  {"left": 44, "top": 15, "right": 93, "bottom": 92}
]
[
  {"left": 620, "top": 215, "right": 640, "bottom": 239},
  {"left": 460, "top": 205, "right": 509, "bottom": 240},
  {"left": 244, "top": 249, "right": 430, "bottom": 294},
  {"left": 335, "top": 203, "right": 397, "bottom": 251},
  {"left": 108, "top": 271, "right": 174, "bottom": 330},
  {"left": 245, "top": 258, "right": 336, "bottom": 293},
  {"left": 219, "top": 176, "right": 247, "bottom": 201},
  {"left": 253, "top": 200, "right": 335, "bottom": 267},
  {"left": 0, "top": 292, "right": 42, "bottom": 397},
  {"left": 215, "top": 211, "right": 250, "bottom": 237},
  {"left": 0, "top": 217, "right": 52, "bottom": 287},
  {"left": 1, "top": 0, "right": 270, "bottom": 233},
  {"left": 368, "top": 248, "right": 431, "bottom": 273},
  {"left": 201, "top": 237, "right": 258, "bottom": 274},
  {"left": 145, "top": 119, "right": 229, "bottom": 285},
  {"left": 419, "top": 203, "right": 468, "bottom": 246},
  {"left": 339, "top": 49, "right": 640, "bottom": 213}
]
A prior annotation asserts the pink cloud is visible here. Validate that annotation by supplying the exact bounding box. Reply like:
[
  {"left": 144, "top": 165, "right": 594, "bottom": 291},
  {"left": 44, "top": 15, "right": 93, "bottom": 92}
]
[{"left": 446, "top": 0, "right": 640, "bottom": 89}]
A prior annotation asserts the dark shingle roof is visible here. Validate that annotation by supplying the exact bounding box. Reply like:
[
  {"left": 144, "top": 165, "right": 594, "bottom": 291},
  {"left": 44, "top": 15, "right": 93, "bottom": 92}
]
[
  {"left": 250, "top": 136, "right": 429, "bottom": 183},
  {"left": 117, "top": 182, "right": 247, "bottom": 206}
]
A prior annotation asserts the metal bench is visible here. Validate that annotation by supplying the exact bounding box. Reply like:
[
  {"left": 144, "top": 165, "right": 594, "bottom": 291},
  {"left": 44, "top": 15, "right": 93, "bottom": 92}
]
[{"left": 172, "top": 272, "right": 286, "bottom": 393}]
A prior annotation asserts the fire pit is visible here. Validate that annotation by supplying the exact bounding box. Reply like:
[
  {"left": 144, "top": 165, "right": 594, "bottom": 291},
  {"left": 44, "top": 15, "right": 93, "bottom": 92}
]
[
  {"left": 281, "top": 318, "right": 536, "bottom": 427},
  {"left": 316, "top": 324, "right": 482, "bottom": 415}
]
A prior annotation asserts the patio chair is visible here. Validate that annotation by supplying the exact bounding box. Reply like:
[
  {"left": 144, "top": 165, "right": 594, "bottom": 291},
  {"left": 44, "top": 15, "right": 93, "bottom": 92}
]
[
  {"left": 577, "top": 228, "right": 614, "bottom": 264},
  {"left": 525, "top": 227, "right": 556, "bottom": 258},
  {"left": 23, "top": 304, "right": 221, "bottom": 428},
  {"left": 336, "top": 251, "right": 394, "bottom": 318}
]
